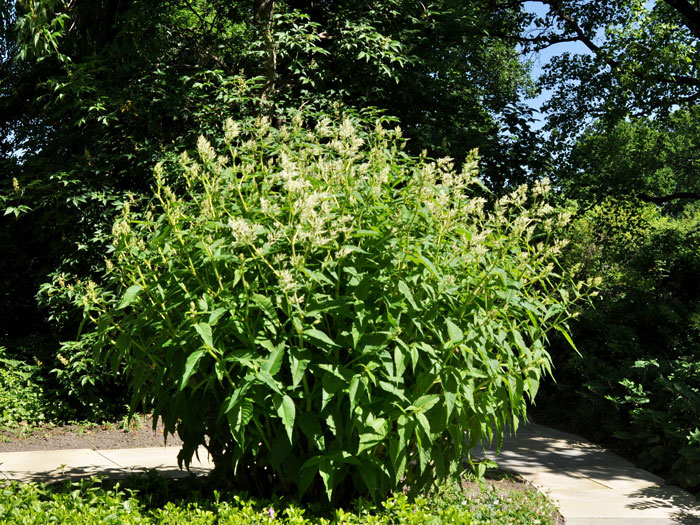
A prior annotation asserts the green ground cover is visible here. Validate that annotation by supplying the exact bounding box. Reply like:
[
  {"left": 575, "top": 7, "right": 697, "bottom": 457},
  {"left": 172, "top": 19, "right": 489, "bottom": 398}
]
[{"left": 0, "top": 471, "right": 560, "bottom": 524}]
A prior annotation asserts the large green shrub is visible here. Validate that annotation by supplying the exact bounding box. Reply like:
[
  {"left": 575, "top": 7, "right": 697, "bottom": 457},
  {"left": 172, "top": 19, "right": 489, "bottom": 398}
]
[{"left": 75, "top": 114, "right": 586, "bottom": 503}]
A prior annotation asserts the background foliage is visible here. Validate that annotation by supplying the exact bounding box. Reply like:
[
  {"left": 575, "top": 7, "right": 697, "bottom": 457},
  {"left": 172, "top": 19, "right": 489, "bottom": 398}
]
[
  {"left": 516, "top": 0, "right": 700, "bottom": 497},
  {"left": 534, "top": 198, "right": 700, "bottom": 495},
  {"left": 0, "top": 345, "right": 45, "bottom": 427}
]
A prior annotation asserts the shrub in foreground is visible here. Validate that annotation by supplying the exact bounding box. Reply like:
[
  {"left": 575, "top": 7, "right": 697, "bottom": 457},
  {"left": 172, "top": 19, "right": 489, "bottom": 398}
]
[{"left": 74, "top": 114, "right": 587, "bottom": 503}]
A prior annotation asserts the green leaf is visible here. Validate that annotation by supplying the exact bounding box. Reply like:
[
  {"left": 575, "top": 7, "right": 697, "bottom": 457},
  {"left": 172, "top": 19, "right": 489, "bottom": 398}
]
[
  {"left": 251, "top": 293, "right": 277, "bottom": 320},
  {"left": 506, "top": 375, "right": 524, "bottom": 408},
  {"left": 393, "top": 345, "right": 406, "bottom": 377},
  {"left": 544, "top": 304, "right": 564, "bottom": 322},
  {"left": 444, "top": 372, "right": 457, "bottom": 419},
  {"left": 409, "top": 251, "right": 439, "bottom": 279},
  {"left": 464, "top": 380, "right": 475, "bottom": 405},
  {"left": 389, "top": 439, "right": 407, "bottom": 485},
  {"left": 525, "top": 368, "right": 540, "bottom": 400},
  {"left": 303, "top": 268, "right": 334, "bottom": 286},
  {"left": 354, "top": 229, "right": 381, "bottom": 237},
  {"left": 412, "top": 394, "right": 441, "bottom": 413},
  {"left": 260, "top": 340, "right": 285, "bottom": 375},
  {"left": 194, "top": 322, "right": 214, "bottom": 349},
  {"left": 289, "top": 347, "right": 310, "bottom": 388},
  {"left": 397, "top": 280, "right": 418, "bottom": 310},
  {"left": 275, "top": 394, "right": 296, "bottom": 444},
  {"left": 117, "top": 284, "right": 142, "bottom": 309},
  {"left": 208, "top": 307, "right": 227, "bottom": 325},
  {"left": 256, "top": 370, "right": 282, "bottom": 393},
  {"left": 378, "top": 380, "right": 408, "bottom": 402},
  {"left": 348, "top": 375, "right": 362, "bottom": 410},
  {"left": 410, "top": 343, "right": 419, "bottom": 372},
  {"left": 557, "top": 326, "right": 580, "bottom": 355},
  {"left": 221, "top": 384, "right": 250, "bottom": 418},
  {"left": 304, "top": 328, "right": 338, "bottom": 347},
  {"left": 180, "top": 350, "right": 205, "bottom": 391},
  {"left": 446, "top": 318, "right": 464, "bottom": 344},
  {"left": 358, "top": 415, "right": 389, "bottom": 454},
  {"left": 318, "top": 460, "right": 334, "bottom": 501},
  {"left": 214, "top": 360, "right": 226, "bottom": 382}
]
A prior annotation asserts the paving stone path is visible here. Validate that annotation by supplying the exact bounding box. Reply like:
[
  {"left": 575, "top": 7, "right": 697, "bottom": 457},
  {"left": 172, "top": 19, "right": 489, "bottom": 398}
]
[
  {"left": 475, "top": 422, "right": 700, "bottom": 524},
  {"left": 0, "top": 446, "right": 213, "bottom": 484},
  {"left": 1, "top": 423, "right": 699, "bottom": 523}
]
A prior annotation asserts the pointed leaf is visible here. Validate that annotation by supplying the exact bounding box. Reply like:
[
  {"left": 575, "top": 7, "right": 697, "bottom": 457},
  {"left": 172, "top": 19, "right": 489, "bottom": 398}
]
[
  {"left": 194, "top": 322, "right": 214, "bottom": 349},
  {"left": 304, "top": 328, "right": 338, "bottom": 347},
  {"left": 117, "top": 284, "right": 142, "bottom": 309},
  {"left": 257, "top": 370, "right": 281, "bottom": 393},
  {"left": 275, "top": 394, "right": 296, "bottom": 443},
  {"left": 318, "top": 461, "right": 334, "bottom": 501},
  {"left": 412, "top": 394, "right": 441, "bottom": 413},
  {"left": 208, "top": 307, "right": 227, "bottom": 325},
  {"left": 180, "top": 350, "right": 205, "bottom": 391},
  {"left": 446, "top": 318, "right": 464, "bottom": 344},
  {"left": 289, "top": 348, "right": 310, "bottom": 388},
  {"left": 260, "top": 340, "right": 285, "bottom": 375},
  {"left": 397, "top": 280, "right": 418, "bottom": 310}
]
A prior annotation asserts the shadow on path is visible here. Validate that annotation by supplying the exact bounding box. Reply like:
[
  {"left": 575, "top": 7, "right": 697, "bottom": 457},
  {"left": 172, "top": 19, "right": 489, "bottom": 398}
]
[{"left": 473, "top": 422, "right": 700, "bottom": 523}]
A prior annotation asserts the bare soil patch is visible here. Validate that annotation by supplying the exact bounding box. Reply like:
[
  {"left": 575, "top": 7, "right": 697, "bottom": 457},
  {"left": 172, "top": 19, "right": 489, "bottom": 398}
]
[{"left": 0, "top": 414, "right": 182, "bottom": 452}]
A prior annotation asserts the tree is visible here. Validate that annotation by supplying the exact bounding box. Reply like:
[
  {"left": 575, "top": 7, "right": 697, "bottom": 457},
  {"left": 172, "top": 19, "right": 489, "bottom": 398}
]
[
  {"left": 554, "top": 108, "right": 700, "bottom": 210},
  {"left": 514, "top": 1, "right": 700, "bottom": 133},
  {"left": 0, "top": 1, "right": 267, "bottom": 416},
  {"left": 270, "top": 0, "right": 543, "bottom": 190},
  {"left": 489, "top": 0, "right": 700, "bottom": 204},
  {"left": 0, "top": 0, "right": 539, "bottom": 414},
  {"left": 506, "top": 1, "right": 700, "bottom": 496}
]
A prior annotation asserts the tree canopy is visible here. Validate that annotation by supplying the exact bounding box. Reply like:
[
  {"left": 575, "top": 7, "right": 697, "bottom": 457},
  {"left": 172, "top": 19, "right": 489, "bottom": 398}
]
[
  {"left": 504, "top": 0, "right": 700, "bottom": 204},
  {"left": 518, "top": 1, "right": 700, "bottom": 132},
  {"left": 0, "top": 0, "right": 543, "bottom": 340}
]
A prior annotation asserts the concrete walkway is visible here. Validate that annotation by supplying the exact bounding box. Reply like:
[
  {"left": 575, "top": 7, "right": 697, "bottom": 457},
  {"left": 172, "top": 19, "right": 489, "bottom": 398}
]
[
  {"left": 1, "top": 424, "right": 699, "bottom": 523},
  {"left": 0, "top": 446, "right": 213, "bottom": 483},
  {"left": 475, "top": 422, "right": 700, "bottom": 524}
]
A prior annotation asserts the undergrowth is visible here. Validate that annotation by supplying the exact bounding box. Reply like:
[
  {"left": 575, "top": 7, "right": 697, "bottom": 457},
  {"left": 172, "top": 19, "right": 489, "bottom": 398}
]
[
  {"left": 0, "top": 470, "right": 560, "bottom": 524},
  {"left": 0, "top": 346, "right": 45, "bottom": 427}
]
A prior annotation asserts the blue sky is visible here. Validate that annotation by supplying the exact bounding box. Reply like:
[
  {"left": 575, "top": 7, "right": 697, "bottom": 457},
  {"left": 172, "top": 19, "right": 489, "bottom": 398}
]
[{"left": 521, "top": 1, "right": 592, "bottom": 128}]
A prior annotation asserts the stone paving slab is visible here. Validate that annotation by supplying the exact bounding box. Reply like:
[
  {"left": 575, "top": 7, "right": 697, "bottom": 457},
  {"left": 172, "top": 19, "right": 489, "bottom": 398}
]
[
  {"left": 565, "top": 519, "right": 680, "bottom": 524},
  {"left": 95, "top": 447, "right": 213, "bottom": 477},
  {"left": 0, "top": 446, "right": 213, "bottom": 483},
  {"left": 474, "top": 422, "right": 700, "bottom": 524},
  {"left": 0, "top": 449, "right": 122, "bottom": 483}
]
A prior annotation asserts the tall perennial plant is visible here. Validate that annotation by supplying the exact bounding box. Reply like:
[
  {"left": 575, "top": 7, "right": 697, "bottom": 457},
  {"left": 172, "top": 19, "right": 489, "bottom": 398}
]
[{"left": 75, "top": 113, "right": 588, "bottom": 503}]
